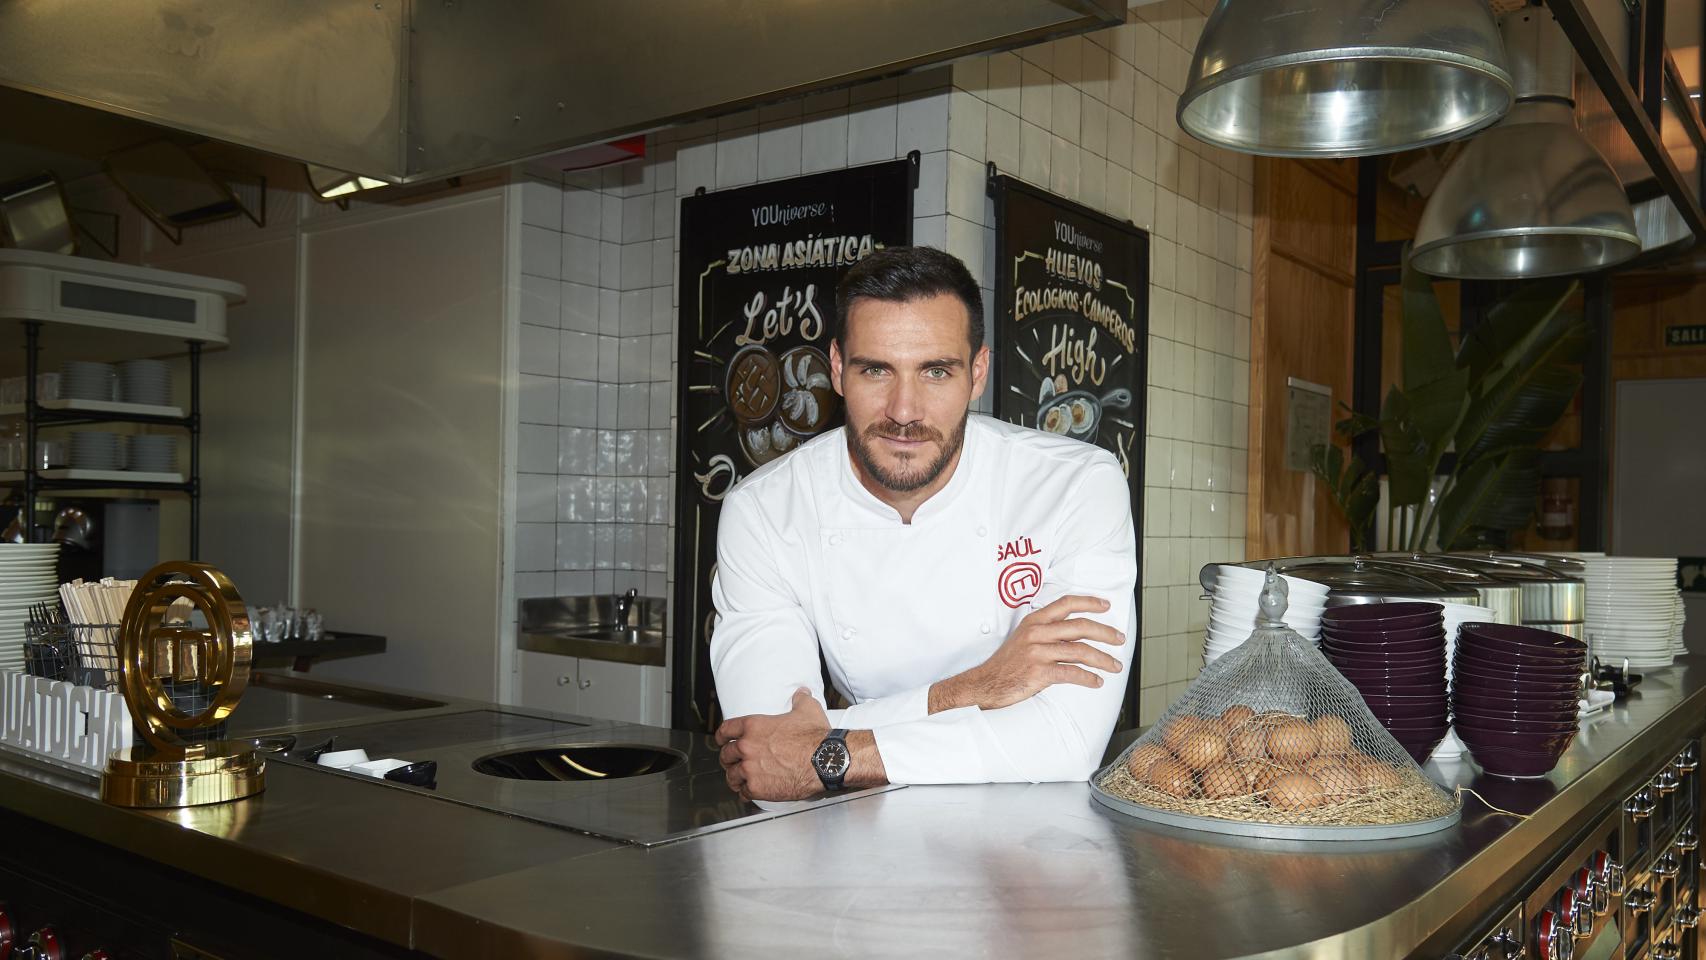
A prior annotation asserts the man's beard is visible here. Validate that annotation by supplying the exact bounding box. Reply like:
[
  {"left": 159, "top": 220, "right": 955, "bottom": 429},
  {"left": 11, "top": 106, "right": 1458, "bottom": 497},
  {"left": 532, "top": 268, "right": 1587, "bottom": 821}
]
[{"left": 846, "top": 409, "right": 970, "bottom": 494}]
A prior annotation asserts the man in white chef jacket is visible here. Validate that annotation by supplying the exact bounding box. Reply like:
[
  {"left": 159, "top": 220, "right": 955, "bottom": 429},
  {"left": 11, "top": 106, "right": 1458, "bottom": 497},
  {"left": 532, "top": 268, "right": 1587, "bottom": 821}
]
[{"left": 712, "top": 246, "right": 1136, "bottom": 801}]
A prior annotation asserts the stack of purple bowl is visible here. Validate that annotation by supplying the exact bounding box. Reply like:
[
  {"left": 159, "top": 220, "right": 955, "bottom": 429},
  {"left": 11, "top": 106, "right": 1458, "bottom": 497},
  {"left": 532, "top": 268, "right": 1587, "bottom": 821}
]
[
  {"left": 1322, "top": 601, "right": 1449, "bottom": 764},
  {"left": 1452, "top": 623, "right": 1587, "bottom": 778}
]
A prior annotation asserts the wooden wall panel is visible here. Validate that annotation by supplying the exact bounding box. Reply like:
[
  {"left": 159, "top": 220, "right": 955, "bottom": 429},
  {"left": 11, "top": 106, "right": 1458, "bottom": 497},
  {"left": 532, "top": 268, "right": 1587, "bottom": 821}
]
[{"left": 1247, "top": 158, "right": 1358, "bottom": 561}]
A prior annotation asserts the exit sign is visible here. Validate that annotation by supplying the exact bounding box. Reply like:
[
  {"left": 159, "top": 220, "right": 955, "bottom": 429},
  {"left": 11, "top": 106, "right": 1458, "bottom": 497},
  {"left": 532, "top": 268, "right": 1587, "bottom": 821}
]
[{"left": 1666, "top": 324, "right": 1706, "bottom": 347}]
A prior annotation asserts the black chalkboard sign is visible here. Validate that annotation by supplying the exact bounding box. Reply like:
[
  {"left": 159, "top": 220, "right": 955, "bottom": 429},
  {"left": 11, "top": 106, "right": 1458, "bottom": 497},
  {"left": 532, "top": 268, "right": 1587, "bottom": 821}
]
[
  {"left": 991, "top": 174, "right": 1149, "bottom": 715},
  {"left": 672, "top": 159, "right": 914, "bottom": 732}
]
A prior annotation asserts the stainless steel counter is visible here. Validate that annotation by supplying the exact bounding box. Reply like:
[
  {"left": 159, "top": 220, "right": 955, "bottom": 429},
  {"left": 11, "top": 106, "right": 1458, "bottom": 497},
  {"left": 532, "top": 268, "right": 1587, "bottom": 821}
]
[{"left": 1, "top": 661, "right": 1704, "bottom": 959}]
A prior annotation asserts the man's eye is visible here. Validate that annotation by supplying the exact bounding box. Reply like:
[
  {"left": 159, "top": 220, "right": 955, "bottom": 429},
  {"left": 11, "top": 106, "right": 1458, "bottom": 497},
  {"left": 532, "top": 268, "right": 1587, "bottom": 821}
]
[
  {"left": 861, "top": 367, "right": 887, "bottom": 378},
  {"left": 924, "top": 367, "right": 950, "bottom": 380}
]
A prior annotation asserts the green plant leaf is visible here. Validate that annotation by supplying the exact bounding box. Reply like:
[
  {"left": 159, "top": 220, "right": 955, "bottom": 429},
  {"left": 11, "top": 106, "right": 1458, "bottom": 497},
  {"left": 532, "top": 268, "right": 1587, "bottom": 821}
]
[
  {"left": 1310, "top": 441, "right": 1379, "bottom": 552},
  {"left": 1456, "top": 279, "right": 1578, "bottom": 387},
  {"left": 1379, "top": 386, "right": 1432, "bottom": 506},
  {"left": 1434, "top": 449, "right": 1541, "bottom": 550},
  {"left": 1456, "top": 308, "right": 1589, "bottom": 463},
  {"left": 1401, "top": 257, "right": 1458, "bottom": 391}
]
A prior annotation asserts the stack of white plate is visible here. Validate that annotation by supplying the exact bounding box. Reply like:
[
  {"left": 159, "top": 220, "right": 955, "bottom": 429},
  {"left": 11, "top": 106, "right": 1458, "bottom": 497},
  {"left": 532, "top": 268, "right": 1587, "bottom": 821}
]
[
  {"left": 1203, "top": 565, "right": 1329, "bottom": 664},
  {"left": 1580, "top": 556, "right": 1680, "bottom": 669},
  {"left": 118, "top": 359, "right": 171, "bottom": 406},
  {"left": 1671, "top": 590, "right": 1687, "bottom": 657},
  {"left": 125, "top": 435, "right": 176, "bottom": 473},
  {"left": 0, "top": 543, "right": 60, "bottom": 673},
  {"left": 61, "top": 361, "right": 116, "bottom": 402},
  {"left": 68, "top": 431, "right": 124, "bottom": 470}
]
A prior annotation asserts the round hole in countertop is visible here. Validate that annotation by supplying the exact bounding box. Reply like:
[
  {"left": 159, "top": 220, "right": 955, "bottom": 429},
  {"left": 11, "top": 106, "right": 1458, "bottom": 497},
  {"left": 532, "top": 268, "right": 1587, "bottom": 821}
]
[{"left": 471, "top": 743, "right": 685, "bottom": 781}]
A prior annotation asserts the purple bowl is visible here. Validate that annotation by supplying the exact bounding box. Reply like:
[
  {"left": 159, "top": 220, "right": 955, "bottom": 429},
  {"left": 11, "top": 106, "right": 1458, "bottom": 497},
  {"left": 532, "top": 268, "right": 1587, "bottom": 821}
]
[
  {"left": 1457, "top": 623, "right": 1587, "bottom": 659},
  {"left": 1450, "top": 690, "right": 1578, "bottom": 716},
  {"left": 1455, "top": 725, "right": 1576, "bottom": 753},
  {"left": 1363, "top": 697, "right": 1452, "bottom": 720},
  {"left": 1451, "top": 668, "right": 1582, "bottom": 696},
  {"left": 1330, "top": 653, "right": 1448, "bottom": 673},
  {"left": 1386, "top": 730, "right": 1449, "bottom": 764},
  {"left": 1453, "top": 706, "right": 1580, "bottom": 727},
  {"left": 1453, "top": 650, "right": 1584, "bottom": 678},
  {"left": 1323, "top": 623, "right": 1448, "bottom": 645},
  {"left": 1454, "top": 714, "right": 1579, "bottom": 735},
  {"left": 1336, "top": 665, "right": 1446, "bottom": 685},
  {"left": 1323, "top": 601, "right": 1444, "bottom": 631},
  {"left": 1355, "top": 681, "right": 1450, "bottom": 699},
  {"left": 1325, "top": 641, "right": 1446, "bottom": 660},
  {"left": 1465, "top": 744, "right": 1568, "bottom": 778},
  {"left": 1373, "top": 711, "right": 1451, "bottom": 730},
  {"left": 1322, "top": 634, "right": 1447, "bottom": 655}
]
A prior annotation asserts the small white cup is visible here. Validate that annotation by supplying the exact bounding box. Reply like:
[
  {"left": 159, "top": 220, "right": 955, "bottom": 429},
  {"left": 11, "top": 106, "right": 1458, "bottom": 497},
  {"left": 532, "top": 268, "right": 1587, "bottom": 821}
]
[{"left": 317, "top": 748, "right": 369, "bottom": 770}]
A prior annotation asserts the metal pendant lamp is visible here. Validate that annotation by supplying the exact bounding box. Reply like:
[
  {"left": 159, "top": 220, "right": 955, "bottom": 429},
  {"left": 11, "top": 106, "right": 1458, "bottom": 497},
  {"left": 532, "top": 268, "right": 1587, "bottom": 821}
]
[
  {"left": 1410, "top": 8, "right": 1640, "bottom": 279},
  {"left": 1177, "top": 0, "right": 1514, "bottom": 158}
]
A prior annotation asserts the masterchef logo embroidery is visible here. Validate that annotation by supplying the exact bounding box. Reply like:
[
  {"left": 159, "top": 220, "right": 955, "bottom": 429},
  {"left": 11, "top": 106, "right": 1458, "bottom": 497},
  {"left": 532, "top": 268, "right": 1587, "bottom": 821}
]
[{"left": 998, "top": 562, "right": 1043, "bottom": 608}]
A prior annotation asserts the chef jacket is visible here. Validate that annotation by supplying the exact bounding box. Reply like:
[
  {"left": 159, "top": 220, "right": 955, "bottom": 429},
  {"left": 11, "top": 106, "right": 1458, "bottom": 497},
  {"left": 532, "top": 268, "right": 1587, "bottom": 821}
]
[{"left": 710, "top": 414, "right": 1137, "bottom": 785}]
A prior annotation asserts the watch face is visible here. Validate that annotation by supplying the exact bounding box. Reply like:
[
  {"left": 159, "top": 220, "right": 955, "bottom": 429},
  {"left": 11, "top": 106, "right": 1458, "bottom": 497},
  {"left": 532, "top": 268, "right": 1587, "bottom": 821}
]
[{"left": 813, "top": 739, "right": 851, "bottom": 778}]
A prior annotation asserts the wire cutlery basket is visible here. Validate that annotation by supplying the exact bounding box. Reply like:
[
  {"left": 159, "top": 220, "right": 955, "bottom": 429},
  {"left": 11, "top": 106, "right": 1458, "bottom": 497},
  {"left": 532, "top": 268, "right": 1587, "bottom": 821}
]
[{"left": 23, "top": 600, "right": 220, "bottom": 740}]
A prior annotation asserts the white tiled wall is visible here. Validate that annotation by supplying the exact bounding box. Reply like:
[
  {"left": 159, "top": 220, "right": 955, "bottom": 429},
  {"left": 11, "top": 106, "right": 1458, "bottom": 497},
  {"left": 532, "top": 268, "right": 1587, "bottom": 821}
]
[
  {"left": 506, "top": 0, "right": 1252, "bottom": 727},
  {"left": 512, "top": 163, "right": 675, "bottom": 602}
]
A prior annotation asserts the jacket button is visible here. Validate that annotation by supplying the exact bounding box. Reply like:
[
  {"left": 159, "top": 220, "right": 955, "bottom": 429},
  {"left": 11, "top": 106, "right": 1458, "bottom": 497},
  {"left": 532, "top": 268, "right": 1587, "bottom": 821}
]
[
  {"left": 841, "top": 627, "right": 856, "bottom": 639},
  {"left": 977, "top": 525, "right": 987, "bottom": 537},
  {"left": 829, "top": 534, "right": 843, "bottom": 547},
  {"left": 979, "top": 622, "right": 991, "bottom": 634}
]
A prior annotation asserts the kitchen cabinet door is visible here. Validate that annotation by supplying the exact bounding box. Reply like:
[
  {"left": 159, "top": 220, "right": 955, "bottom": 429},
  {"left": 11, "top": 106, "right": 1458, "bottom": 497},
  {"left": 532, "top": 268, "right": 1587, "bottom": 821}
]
[
  {"left": 576, "top": 660, "right": 666, "bottom": 726},
  {"left": 518, "top": 650, "right": 580, "bottom": 715}
]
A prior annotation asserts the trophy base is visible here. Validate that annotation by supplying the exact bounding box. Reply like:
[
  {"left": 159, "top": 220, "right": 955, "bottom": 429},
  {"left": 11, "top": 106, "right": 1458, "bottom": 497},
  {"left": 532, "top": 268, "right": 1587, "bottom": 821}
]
[{"left": 101, "top": 741, "right": 266, "bottom": 808}]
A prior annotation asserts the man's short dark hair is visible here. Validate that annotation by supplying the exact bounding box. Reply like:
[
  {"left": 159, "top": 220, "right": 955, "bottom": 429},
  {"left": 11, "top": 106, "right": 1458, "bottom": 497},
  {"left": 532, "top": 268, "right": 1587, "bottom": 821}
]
[{"left": 833, "top": 246, "right": 984, "bottom": 353}]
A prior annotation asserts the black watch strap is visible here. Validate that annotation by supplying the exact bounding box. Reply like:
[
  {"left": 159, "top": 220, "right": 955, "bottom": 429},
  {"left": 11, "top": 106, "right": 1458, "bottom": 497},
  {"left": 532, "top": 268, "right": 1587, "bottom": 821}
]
[{"left": 814, "top": 728, "right": 850, "bottom": 791}]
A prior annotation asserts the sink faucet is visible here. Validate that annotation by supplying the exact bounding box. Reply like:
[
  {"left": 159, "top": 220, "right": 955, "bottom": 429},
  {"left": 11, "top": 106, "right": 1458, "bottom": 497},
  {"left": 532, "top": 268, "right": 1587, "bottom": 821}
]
[{"left": 617, "top": 588, "right": 637, "bottom": 624}]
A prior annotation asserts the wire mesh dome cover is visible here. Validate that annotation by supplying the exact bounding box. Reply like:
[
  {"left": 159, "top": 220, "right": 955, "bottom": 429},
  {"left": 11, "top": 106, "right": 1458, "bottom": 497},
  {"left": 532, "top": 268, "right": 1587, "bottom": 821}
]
[{"left": 1093, "top": 570, "right": 1461, "bottom": 839}]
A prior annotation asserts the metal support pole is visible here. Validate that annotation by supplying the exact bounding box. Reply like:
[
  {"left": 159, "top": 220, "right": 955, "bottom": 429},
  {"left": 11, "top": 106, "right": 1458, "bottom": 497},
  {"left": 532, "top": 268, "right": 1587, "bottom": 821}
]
[
  {"left": 22, "top": 322, "right": 40, "bottom": 544},
  {"left": 188, "top": 340, "right": 200, "bottom": 561}
]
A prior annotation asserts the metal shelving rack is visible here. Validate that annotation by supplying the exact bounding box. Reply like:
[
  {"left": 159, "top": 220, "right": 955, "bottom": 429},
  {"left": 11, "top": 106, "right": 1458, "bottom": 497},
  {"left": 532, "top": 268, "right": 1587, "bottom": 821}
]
[{"left": 15, "top": 320, "right": 202, "bottom": 558}]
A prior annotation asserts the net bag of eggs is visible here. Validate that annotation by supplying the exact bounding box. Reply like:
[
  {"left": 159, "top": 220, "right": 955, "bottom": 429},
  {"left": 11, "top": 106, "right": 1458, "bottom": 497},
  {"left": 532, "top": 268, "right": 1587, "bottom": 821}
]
[{"left": 1097, "top": 570, "right": 1459, "bottom": 833}]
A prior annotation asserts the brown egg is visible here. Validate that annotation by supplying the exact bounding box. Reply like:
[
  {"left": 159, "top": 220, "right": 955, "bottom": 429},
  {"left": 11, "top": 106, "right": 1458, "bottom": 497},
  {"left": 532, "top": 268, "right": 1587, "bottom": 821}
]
[
  {"left": 1162, "top": 715, "right": 1210, "bottom": 754},
  {"left": 1220, "top": 704, "right": 1256, "bottom": 729},
  {"left": 1175, "top": 729, "right": 1230, "bottom": 771},
  {"left": 1312, "top": 715, "right": 1354, "bottom": 755},
  {"left": 1309, "top": 761, "right": 1363, "bottom": 798},
  {"left": 1269, "top": 772, "right": 1327, "bottom": 810},
  {"left": 1229, "top": 726, "right": 1269, "bottom": 761},
  {"left": 1243, "top": 760, "right": 1288, "bottom": 794},
  {"left": 1358, "top": 761, "right": 1406, "bottom": 791},
  {"left": 1200, "top": 762, "right": 1248, "bottom": 799},
  {"left": 1125, "top": 743, "right": 1173, "bottom": 780},
  {"left": 1267, "top": 720, "right": 1321, "bottom": 764},
  {"left": 1145, "top": 757, "right": 1198, "bottom": 798}
]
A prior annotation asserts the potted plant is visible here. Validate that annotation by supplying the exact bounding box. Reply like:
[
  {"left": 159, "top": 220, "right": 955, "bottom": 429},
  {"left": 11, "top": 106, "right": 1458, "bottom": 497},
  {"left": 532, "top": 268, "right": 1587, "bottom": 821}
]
[{"left": 1312, "top": 256, "right": 1587, "bottom": 552}]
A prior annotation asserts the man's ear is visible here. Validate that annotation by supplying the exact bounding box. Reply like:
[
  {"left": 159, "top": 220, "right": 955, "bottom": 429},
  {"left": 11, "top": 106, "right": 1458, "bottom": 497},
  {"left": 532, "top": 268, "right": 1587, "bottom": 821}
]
[
  {"left": 829, "top": 338, "right": 845, "bottom": 397},
  {"left": 969, "top": 343, "right": 991, "bottom": 402}
]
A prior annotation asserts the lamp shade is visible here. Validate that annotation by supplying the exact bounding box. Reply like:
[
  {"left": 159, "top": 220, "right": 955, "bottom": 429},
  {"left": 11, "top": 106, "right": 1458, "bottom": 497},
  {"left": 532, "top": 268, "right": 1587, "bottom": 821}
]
[{"left": 1178, "top": 0, "right": 1514, "bottom": 158}]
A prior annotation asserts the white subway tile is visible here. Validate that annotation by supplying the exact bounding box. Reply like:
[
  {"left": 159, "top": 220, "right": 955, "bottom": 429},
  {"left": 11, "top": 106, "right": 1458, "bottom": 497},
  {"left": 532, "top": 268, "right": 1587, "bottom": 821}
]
[
  {"left": 616, "top": 430, "right": 645, "bottom": 476},
  {"left": 912, "top": 215, "right": 947, "bottom": 251},
  {"left": 651, "top": 287, "right": 673, "bottom": 335},
  {"left": 518, "top": 423, "right": 558, "bottom": 474},
  {"left": 946, "top": 152, "right": 985, "bottom": 224},
  {"left": 561, "top": 235, "right": 599, "bottom": 287},
  {"left": 716, "top": 129, "right": 759, "bottom": 187},
  {"left": 594, "top": 481, "right": 616, "bottom": 524},
  {"left": 1051, "top": 83, "right": 1081, "bottom": 144},
  {"left": 519, "top": 373, "right": 557, "bottom": 425},
  {"left": 521, "top": 225, "right": 562, "bottom": 280},
  {"left": 947, "top": 90, "right": 987, "bottom": 160},
  {"left": 559, "top": 379, "right": 597, "bottom": 427},
  {"left": 597, "top": 383, "right": 618, "bottom": 428},
  {"left": 597, "top": 336, "right": 618, "bottom": 381},
  {"left": 914, "top": 150, "right": 947, "bottom": 218},
  {"left": 986, "top": 107, "right": 1021, "bottom": 180},
  {"left": 561, "top": 331, "right": 598, "bottom": 381},
  {"left": 897, "top": 90, "right": 950, "bottom": 154},
  {"left": 563, "top": 187, "right": 601, "bottom": 238},
  {"left": 517, "top": 522, "right": 556, "bottom": 571},
  {"left": 675, "top": 138, "right": 716, "bottom": 194},
  {"left": 650, "top": 336, "right": 672, "bottom": 383},
  {"left": 1049, "top": 135, "right": 1079, "bottom": 198},
  {"left": 516, "top": 571, "right": 555, "bottom": 599},
  {"left": 517, "top": 473, "right": 557, "bottom": 523},
  {"left": 558, "top": 476, "right": 596, "bottom": 521},
  {"left": 801, "top": 112, "right": 850, "bottom": 174},
  {"left": 616, "top": 478, "right": 647, "bottom": 522},
  {"left": 520, "top": 323, "right": 559, "bottom": 377},
  {"left": 1019, "top": 120, "right": 1050, "bottom": 187},
  {"left": 758, "top": 121, "right": 803, "bottom": 181},
  {"left": 619, "top": 291, "right": 650, "bottom": 338},
  {"left": 649, "top": 431, "right": 670, "bottom": 478},
  {"left": 557, "top": 523, "right": 595, "bottom": 569},
  {"left": 848, "top": 100, "right": 898, "bottom": 165},
  {"left": 521, "top": 275, "right": 562, "bottom": 330},
  {"left": 622, "top": 194, "right": 654, "bottom": 244},
  {"left": 600, "top": 194, "right": 623, "bottom": 243},
  {"left": 598, "top": 241, "right": 622, "bottom": 289},
  {"left": 620, "top": 242, "right": 652, "bottom": 291},
  {"left": 652, "top": 193, "right": 674, "bottom": 239},
  {"left": 1019, "top": 60, "right": 1053, "bottom": 130},
  {"left": 559, "top": 426, "right": 597, "bottom": 475},
  {"left": 987, "top": 52, "right": 1022, "bottom": 116},
  {"left": 618, "top": 337, "right": 649, "bottom": 381},
  {"left": 618, "top": 382, "right": 650, "bottom": 428}
]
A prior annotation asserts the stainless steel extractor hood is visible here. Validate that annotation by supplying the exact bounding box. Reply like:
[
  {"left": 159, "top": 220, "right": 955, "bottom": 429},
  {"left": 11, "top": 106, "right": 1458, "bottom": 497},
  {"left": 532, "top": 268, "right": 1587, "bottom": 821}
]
[{"left": 0, "top": 0, "right": 1124, "bottom": 184}]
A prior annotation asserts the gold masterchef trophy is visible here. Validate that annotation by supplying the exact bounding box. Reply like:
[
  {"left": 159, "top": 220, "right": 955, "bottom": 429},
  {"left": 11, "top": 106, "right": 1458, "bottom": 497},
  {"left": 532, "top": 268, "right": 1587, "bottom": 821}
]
[{"left": 101, "top": 561, "right": 264, "bottom": 807}]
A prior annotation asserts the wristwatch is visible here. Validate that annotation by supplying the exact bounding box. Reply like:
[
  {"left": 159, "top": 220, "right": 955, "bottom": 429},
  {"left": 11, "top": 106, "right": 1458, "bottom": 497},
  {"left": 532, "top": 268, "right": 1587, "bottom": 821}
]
[{"left": 811, "top": 728, "right": 851, "bottom": 791}]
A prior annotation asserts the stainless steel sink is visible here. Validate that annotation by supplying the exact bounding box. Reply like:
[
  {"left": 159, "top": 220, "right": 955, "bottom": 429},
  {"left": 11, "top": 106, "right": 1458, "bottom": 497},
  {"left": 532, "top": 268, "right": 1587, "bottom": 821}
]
[{"left": 518, "top": 593, "right": 665, "bottom": 666}]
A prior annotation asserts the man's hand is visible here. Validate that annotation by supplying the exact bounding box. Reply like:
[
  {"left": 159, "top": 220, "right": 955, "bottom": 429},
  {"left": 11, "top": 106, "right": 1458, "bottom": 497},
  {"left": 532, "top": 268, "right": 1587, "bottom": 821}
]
[
  {"left": 714, "top": 687, "right": 830, "bottom": 801},
  {"left": 929, "top": 595, "right": 1125, "bottom": 713}
]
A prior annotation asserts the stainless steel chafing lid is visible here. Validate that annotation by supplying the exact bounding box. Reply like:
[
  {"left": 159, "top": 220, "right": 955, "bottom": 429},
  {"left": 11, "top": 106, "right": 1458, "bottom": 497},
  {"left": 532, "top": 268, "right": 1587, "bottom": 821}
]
[
  {"left": 1430, "top": 553, "right": 1585, "bottom": 623},
  {"left": 1366, "top": 554, "right": 1522, "bottom": 624},
  {"left": 1209, "top": 556, "right": 1479, "bottom": 606}
]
